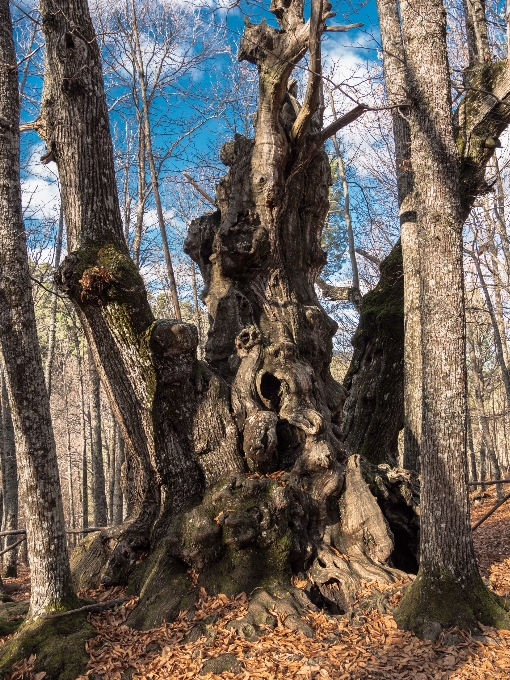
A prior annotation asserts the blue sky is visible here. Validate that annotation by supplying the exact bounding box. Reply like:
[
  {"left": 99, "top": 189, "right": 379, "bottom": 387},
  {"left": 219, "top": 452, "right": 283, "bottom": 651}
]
[{"left": 14, "top": 0, "right": 388, "bottom": 309}]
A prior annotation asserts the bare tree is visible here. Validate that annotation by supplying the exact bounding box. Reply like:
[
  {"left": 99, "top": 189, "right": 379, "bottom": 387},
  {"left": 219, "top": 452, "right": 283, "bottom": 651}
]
[
  {"left": 393, "top": 0, "right": 509, "bottom": 633},
  {"left": 0, "top": 0, "right": 74, "bottom": 618}
]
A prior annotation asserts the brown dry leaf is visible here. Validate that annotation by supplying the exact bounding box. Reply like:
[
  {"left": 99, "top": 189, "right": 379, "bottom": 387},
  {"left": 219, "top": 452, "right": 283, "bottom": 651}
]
[
  {"left": 291, "top": 575, "right": 308, "bottom": 589},
  {"left": 3, "top": 485, "right": 510, "bottom": 680}
]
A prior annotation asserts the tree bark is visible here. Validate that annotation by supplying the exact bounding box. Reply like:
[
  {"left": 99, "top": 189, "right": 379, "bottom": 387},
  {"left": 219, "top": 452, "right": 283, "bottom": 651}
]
[
  {"left": 467, "top": 409, "right": 479, "bottom": 488},
  {"left": 87, "top": 345, "right": 108, "bottom": 527},
  {"left": 394, "top": 0, "right": 509, "bottom": 633},
  {"left": 348, "top": 0, "right": 510, "bottom": 475},
  {"left": 0, "top": 371, "right": 18, "bottom": 577},
  {"left": 0, "top": 0, "right": 74, "bottom": 617},
  {"left": 39, "top": 0, "right": 162, "bottom": 534},
  {"left": 44, "top": 202, "right": 64, "bottom": 396},
  {"left": 467, "top": 337, "right": 504, "bottom": 500},
  {"left": 112, "top": 426, "right": 124, "bottom": 526},
  {"left": 340, "top": 245, "right": 404, "bottom": 465},
  {"left": 70, "top": 317, "right": 89, "bottom": 529},
  {"left": 375, "top": 0, "right": 421, "bottom": 474},
  {"left": 108, "top": 418, "right": 116, "bottom": 525}
]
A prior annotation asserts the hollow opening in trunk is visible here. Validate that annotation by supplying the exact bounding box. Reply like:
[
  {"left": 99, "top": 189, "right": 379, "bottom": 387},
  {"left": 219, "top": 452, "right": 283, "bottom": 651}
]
[{"left": 259, "top": 372, "right": 282, "bottom": 412}]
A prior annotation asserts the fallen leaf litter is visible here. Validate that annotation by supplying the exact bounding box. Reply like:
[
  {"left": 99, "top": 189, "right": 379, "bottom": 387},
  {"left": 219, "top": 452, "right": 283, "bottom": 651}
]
[{"left": 2, "top": 488, "right": 510, "bottom": 679}]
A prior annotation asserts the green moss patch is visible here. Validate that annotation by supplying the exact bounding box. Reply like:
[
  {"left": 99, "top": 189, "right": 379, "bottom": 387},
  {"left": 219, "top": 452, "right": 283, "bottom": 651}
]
[
  {"left": 395, "top": 568, "right": 510, "bottom": 637},
  {"left": 0, "top": 612, "right": 94, "bottom": 680},
  {"left": 0, "top": 601, "right": 29, "bottom": 637}
]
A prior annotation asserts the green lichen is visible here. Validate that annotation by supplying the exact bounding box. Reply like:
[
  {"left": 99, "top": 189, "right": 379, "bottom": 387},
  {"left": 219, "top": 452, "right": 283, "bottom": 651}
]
[
  {"left": 124, "top": 476, "right": 295, "bottom": 630},
  {"left": 0, "top": 612, "right": 94, "bottom": 680},
  {"left": 395, "top": 567, "right": 510, "bottom": 637}
]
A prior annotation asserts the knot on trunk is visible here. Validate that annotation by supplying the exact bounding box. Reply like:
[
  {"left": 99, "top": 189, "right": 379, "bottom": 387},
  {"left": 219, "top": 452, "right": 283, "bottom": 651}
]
[
  {"left": 55, "top": 244, "right": 144, "bottom": 305},
  {"left": 150, "top": 320, "right": 198, "bottom": 385}
]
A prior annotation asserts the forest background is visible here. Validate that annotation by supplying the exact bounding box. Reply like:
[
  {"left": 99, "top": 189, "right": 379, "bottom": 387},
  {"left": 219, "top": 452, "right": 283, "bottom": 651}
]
[{"left": 2, "top": 0, "right": 510, "bottom": 603}]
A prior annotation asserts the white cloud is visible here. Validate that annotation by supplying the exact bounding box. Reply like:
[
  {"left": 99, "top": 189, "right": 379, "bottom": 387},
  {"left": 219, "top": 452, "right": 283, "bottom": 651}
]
[{"left": 21, "top": 143, "right": 60, "bottom": 222}]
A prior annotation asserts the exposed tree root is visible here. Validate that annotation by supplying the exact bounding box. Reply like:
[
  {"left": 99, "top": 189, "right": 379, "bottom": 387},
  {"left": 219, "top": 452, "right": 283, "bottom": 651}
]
[{"left": 69, "top": 456, "right": 415, "bottom": 635}]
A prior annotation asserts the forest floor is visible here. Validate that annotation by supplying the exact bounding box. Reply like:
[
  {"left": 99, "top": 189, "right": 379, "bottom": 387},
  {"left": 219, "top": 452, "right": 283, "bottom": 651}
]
[{"left": 2, "top": 485, "right": 510, "bottom": 680}]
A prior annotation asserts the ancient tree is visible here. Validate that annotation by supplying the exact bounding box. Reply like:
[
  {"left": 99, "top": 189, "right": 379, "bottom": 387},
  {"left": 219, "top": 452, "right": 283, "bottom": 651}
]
[{"left": 31, "top": 0, "right": 417, "bottom": 636}]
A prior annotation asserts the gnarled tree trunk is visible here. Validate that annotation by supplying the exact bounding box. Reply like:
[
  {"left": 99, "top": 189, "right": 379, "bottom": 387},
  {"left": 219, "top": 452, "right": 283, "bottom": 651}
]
[{"left": 36, "top": 0, "right": 413, "bottom": 634}]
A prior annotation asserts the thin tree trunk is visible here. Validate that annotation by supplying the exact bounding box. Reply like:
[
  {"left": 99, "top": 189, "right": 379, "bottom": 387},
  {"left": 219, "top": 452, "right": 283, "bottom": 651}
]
[
  {"left": 484, "top": 197, "right": 510, "bottom": 368},
  {"left": 491, "top": 155, "right": 510, "bottom": 272},
  {"left": 470, "top": 252, "right": 510, "bottom": 417},
  {"left": 108, "top": 419, "right": 117, "bottom": 525},
  {"left": 70, "top": 319, "right": 88, "bottom": 529},
  {"left": 376, "top": 0, "right": 420, "bottom": 473},
  {"left": 191, "top": 261, "right": 202, "bottom": 359},
  {"left": 132, "top": 111, "right": 146, "bottom": 269},
  {"left": 63, "top": 368, "right": 76, "bottom": 534},
  {"left": 0, "top": 370, "right": 18, "bottom": 577},
  {"left": 468, "top": 338, "right": 504, "bottom": 500},
  {"left": 0, "top": 0, "right": 74, "bottom": 616},
  {"left": 87, "top": 346, "right": 107, "bottom": 527},
  {"left": 324, "top": 85, "right": 359, "bottom": 301},
  {"left": 467, "top": 408, "right": 478, "bottom": 487},
  {"left": 129, "top": 0, "right": 181, "bottom": 320},
  {"left": 122, "top": 124, "right": 132, "bottom": 243},
  {"left": 44, "top": 202, "right": 64, "bottom": 395},
  {"left": 112, "top": 427, "right": 124, "bottom": 525}
]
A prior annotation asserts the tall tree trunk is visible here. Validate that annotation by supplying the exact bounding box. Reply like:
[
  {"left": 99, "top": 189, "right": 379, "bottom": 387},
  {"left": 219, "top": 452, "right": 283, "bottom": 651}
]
[
  {"left": 348, "top": 0, "right": 510, "bottom": 475},
  {"left": 191, "top": 261, "right": 203, "bottom": 359},
  {"left": 467, "top": 408, "right": 478, "bottom": 487},
  {"left": 470, "top": 252, "right": 510, "bottom": 417},
  {"left": 112, "top": 426, "right": 124, "bottom": 526},
  {"left": 132, "top": 111, "right": 146, "bottom": 269},
  {"left": 44, "top": 202, "right": 64, "bottom": 395},
  {"left": 324, "top": 85, "right": 360, "bottom": 302},
  {"left": 0, "top": 370, "right": 18, "bottom": 577},
  {"left": 129, "top": 0, "right": 181, "bottom": 320},
  {"left": 395, "top": 0, "right": 509, "bottom": 633},
  {"left": 0, "top": 0, "right": 74, "bottom": 617},
  {"left": 87, "top": 345, "right": 107, "bottom": 527},
  {"left": 108, "top": 419, "right": 116, "bottom": 525},
  {"left": 63, "top": 368, "right": 76, "bottom": 533},
  {"left": 376, "top": 0, "right": 420, "bottom": 474},
  {"left": 70, "top": 318, "right": 89, "bottom": 529}
]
